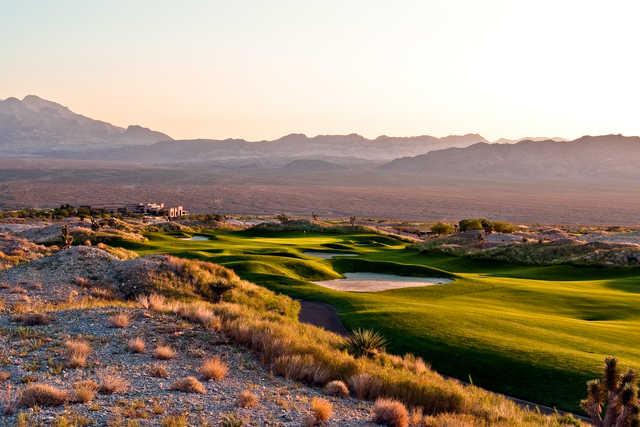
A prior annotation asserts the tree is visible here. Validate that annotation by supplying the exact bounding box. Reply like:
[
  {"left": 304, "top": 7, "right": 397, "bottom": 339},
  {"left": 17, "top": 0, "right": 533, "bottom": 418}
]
[
  {"left": 581, "top": 356, "right": 640, "bottom": 427},
  {"left": 458, "top": 218, "right": 484, "bottom": 232},
  {"left": 349, "top": 216, "right": 357, "bottom": 227},
  {"left": 431, "top": 222, "right": 455, "bottom": 235}
]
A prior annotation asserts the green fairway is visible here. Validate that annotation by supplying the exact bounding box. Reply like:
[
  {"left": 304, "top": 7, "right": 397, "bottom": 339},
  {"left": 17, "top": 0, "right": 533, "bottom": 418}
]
[{"left": 124, "top": 229, "right": 640, "bottom": 412}]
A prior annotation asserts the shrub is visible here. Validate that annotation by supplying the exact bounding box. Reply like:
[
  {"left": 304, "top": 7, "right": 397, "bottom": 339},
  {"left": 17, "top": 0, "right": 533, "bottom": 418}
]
[
  {"left": 200, "top": 357, "right": 228, "bottom": 381},
  {"left": 492, "top": 221, "right": 516, "bottom": 233},
  {"left": 237, "top": 390, "right": 258, "bottom": 408},
  {"left": 148, "top": 293, "right": 168, "bottom": 311},
  {"left": 348, "top": 373, "right": 382, "bottom": 400},
  {"left": 324, "top": 380, "right": 349, "bottom": 397},
  {"left": 310, "top": 397, "right": 332, "bottom": 423},
  {"left": 220, "top": 413, "right": 244, "bottom": 427},
  {"left": 98, "top": 373, "right": 129, "bottom": 394},
  {"left": 108, "top": 313, "right": 130, "bottom": 328},
  {"left": 431, "top": 222, "right": 455, "bottom": 235},
  {"left": 149, "top": 364, "right": 169, "bottom": 378},
  {"left": 458, "top": 218, "right": 484, "bottom": 232},
  {"left": 161, "top": 414, "right": 188, "bottom": 427},
  {"left": 170, "top": 376, "right": 205, "bottom": 394},
  {"left": 0, "top": 372, "right": 10, "bottom": 382},
  {"left": 346, "top": 328, "right": 387, "bottom": 357},
  {"left": 127, "top": 337, "right": 145, "bottom": 353},
  {"left": 19, "top": 383, "right": 69, "bottom": 407},
  {"left": 72, "top": 379, "right": 98, "bottom": 403},
  {"left": 154, "top": 345, "right": 176, "bottom": 360},
  {"left": 373, "top": 398, "right": 409, "bottom": 427},
  {"left": 65, "top": 339, "right": 91, "bottom": 368}
]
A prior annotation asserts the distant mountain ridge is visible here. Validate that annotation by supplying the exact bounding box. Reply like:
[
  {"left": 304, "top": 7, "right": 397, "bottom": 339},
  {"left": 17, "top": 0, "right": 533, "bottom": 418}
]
[
  {"left": 0, "top": 95, "right": 172, "bottom": 154},
  {"left": 382, "top": 134, "right": 640, "bottom": 181}
]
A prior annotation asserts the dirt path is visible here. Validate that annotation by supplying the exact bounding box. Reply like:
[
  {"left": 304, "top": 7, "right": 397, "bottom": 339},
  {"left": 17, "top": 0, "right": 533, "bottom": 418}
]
[{"left": 298, "top": 300, "right": 348, "bottom": 336}]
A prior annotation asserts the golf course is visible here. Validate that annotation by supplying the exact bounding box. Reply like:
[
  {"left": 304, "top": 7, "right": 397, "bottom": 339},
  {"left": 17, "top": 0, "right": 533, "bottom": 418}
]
[{"left": 118, "top": 227, "right": 640, "bottom": 413}]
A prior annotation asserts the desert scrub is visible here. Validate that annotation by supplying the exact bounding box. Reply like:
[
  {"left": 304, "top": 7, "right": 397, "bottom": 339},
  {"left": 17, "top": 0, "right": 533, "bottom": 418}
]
[
  {"left": 64, "top": 339, "right": 91, "bottom": 368},
  {"left": 346, "top": 328, "right": 387, "bottom": 357},
  {"left": 108, "top": 312, "right": 130, "bottom": 328},
  {"left": 154, "top": 344, "right": 176, "bottom": 360},
  {"left": 127, "top": 337, "right": 145, "bottom": 353},
  {"left": 19, "top": 383, "right": 69, "bottom": 407},
  {"left": 170, "top": 376, "right": 205, "bottom": 394},
  {"left": 237, "top": 389, "right": 258, "bottom": 408},
  {"left": 199, "top": 356, "right": 228, "bottom": 380},
  {"left": 373, "top": 398, "right": 409, "bottom": 427}
]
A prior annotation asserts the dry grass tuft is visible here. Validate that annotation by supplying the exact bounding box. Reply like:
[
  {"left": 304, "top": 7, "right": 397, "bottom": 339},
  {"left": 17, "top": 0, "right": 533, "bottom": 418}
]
[
  {"left": 324, "top": 380, "right": 349, "bottom": 397},
  {"left": 0, "top": 372, "right": 10, "bottom": 382},
  {"left": 127, "top": 337, "right": 145, "bottom": 353},
  {"left": 237, "top": 389, "right": 258, "bottom": 408},
  {"left": 149, "top": 364, "right": 169, "bottom": 378},
  {"left": 19, "top": 383, "right": 69, "bottom": 407},
  {"left": 310, "top": 397, "right": 333, "bottom": 423},
  {"left": 108, "top": 312, "right": 131, "bottom": 328},
  {"left": 136, "top": 294, "right": 150, "bottom": 309},
  {"left": 160, "top": 414, "right": 189, "bottom": 427},
  {"left": 72, "top": 379, "right": 98, "bottom": 403},
  {"left": 170, "top": 376, "right": 205, "bottom": 394},
  {"left": 200, "top": 357, "right": 228, "bottom": 381},
  {"left": 373, "top": 398, "right": 409, "bottom": 427},
  {"left": 98, "top": 373, "right": 129, "bottom": 394},
  {"left": 65, "top": 339, "right": 91, "bottom": 368},
  {"left": 154, "top": 344, "right": 176, "bottom": 360},
  {"left": 348, "top": 373, "right": 382, "bottom": 400},
  {"left": 74, "top": 277, "right": 90, "bottom": 288},
  {"left": 148, "top": 293, "right": 168, "bottom": 312}
]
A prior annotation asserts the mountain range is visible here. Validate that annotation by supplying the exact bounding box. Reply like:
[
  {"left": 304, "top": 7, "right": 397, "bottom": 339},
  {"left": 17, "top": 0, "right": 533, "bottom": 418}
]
[{"left": 0, "top": 95, "right": 172, "bottom": 154}]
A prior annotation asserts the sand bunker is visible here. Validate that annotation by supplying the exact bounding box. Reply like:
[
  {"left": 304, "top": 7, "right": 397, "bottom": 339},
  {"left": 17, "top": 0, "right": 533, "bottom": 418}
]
[
  {"left": 314, "top": 272, "right": 452, "bottom": 292},
  {"left": 180, "top": 235, "right": 210, "bottom": 241}
]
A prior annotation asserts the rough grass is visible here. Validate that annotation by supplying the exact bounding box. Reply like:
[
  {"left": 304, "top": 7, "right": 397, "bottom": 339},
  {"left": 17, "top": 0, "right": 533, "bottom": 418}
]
[
  {"left": 98, "top": 373, "right": 129, "bottom": 394},
  {"left": 310, "top": 397, "right": 332, "bottom": 422},
  {"left": 237, "top": 390, "right": 258, "bottom": 408},
  {"left": 199, "top": 357, "right": 228, "bottom": 381},
  {"left": 373, "top": 398, "right": 409, "bottom": 427},
  {"left": 108, "top": 312, "right": 130, "bottom": 328},
  {"left": 154, "top": 345, "right": 176, "bottom": 360},
  {"left": 19, "top": 383, "right": 68, "bottom": 407},
  {"left": 324, "top": 380, "right": 349, "bottom": 397},
  {"left": 127, "top": 337, "right": 145, "bottom": 353},
  {"left": 170, "top": 376, "right": 205, "bottom": 394},
  {"left": 64, "top": 339, "right": 91, "bottom": 368}
]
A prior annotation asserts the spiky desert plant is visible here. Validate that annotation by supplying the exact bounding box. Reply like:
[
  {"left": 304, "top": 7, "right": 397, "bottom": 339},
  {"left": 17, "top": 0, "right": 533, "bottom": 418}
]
[
  {"left": 346, "top": 328, "right": 387, "bottom": 357},
  {"left": 581, "top": 356, "right": 640, "bottom": 427}
]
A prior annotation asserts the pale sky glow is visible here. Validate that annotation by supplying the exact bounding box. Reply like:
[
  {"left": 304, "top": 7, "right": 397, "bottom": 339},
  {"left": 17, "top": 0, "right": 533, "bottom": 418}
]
[{"left": 2, "top": 0, "right": 639, "bottom": 141}]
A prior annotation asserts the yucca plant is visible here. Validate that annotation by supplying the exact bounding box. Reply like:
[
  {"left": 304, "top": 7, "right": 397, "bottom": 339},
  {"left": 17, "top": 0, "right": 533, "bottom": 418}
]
[
  {"left": 581, "top": 356, "right": 640, "bottom": 427},
  {"left": 346, "top": 328, "right": 387, "bottom": 358}
]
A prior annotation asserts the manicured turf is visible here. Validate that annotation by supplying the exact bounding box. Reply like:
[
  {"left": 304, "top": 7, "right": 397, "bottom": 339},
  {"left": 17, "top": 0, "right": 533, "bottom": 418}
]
[{"left": 125, "top": 229, "right": 640, "bottom": 412}]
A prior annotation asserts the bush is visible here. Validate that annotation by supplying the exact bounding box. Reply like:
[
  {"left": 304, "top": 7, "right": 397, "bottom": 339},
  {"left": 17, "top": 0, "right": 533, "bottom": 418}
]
[
  {"left": 65, "top": 339, "right": 91, "bottom": 368},
  {"left": 431, "top": 222, "right": 455, "bottom": 235},
  {"left": 492, "top": 221, "right": 516, "bottom": 233},
  {"left": 346, "top": 328, "right": 387, "bottom": 357},
  {"left": 127, "top": 337, "right": 145, "bottom": 353},
  {"left": 98, "top": 373, "right": 129, "bottom": 394},
  {"left": 237, "top": 390, "right": 258, "bottom": 408},
  {"left": 373, "top": 398, "right": 409, "bottom": 427},
  {"left": 170, "top": 377, "right": 205, "bottom": 394},
  {"left": 19, "top": 384, "right": 68, "bottom": 407},
  {"left": 324, "top": 380, "right": 349, "bottom": 397},
  {"left": 199, "top": 357, "right": 228, "bottom": 381},
  {"left": 310, "top": 397, "right": 332, "bottom": 423},
  {"left": 154, "top": 345, "right": 176, "bottom": 360},
  {"left": 458, "top": 218, "right": 484, "bottom": 232}
]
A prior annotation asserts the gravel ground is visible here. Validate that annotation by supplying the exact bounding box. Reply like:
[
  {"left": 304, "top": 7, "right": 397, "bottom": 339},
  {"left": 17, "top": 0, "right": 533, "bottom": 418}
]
[{"left": 0, "top": 305, "right": 374, "bottom": 426}]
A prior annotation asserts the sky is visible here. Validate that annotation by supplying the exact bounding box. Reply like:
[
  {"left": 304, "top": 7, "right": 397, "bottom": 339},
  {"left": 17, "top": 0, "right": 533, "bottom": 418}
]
[{"left": 2, "top": 0, "right": 639, "bottom": 141}]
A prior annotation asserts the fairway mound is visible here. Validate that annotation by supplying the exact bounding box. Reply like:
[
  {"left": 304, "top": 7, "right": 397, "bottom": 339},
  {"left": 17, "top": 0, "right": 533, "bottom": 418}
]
[{"left": 314, "top": 272, "right": 452, "bottom": 292}]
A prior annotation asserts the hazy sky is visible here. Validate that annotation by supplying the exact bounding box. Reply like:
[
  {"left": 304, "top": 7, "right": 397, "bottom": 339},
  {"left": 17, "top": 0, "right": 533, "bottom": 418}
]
[{"left": 2, "top": 0, "right": 639, "bottom": 141}]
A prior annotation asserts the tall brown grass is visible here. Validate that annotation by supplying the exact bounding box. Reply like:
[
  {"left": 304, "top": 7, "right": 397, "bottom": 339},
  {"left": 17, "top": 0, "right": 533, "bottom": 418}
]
[
  {"left": 65, "top": 339, "right": 91, "bottom": 368},
  {"left": 199, "top": 357, "right": 228, "bottom": 381},
  {"left": 19, "top": 383, "right": 68, "bottom": 407}
]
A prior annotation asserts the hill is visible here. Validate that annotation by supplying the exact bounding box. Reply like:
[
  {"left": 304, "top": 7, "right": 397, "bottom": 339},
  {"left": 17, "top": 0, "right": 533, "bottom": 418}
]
[
  {"left": 382, "top": 135, "right": 640, "bottom": 181},
  {"left": 0, "top": 95, "right": 172, "bottom": 154}
]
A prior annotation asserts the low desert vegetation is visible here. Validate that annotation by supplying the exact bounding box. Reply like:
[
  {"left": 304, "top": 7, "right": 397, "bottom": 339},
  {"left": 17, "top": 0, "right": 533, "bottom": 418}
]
[
  {"left": 372, "top": 398, "right": 409, "bottom": 427},
  {"left": 154, "top": 344, "right": 176, "bottom": 360},
  {"left": 324, "top": 380, "right": 349, "bottom": 397},
  {"left": 127, "top": 337, "right": 145, "bottom": 353},
  {"left": 310, "top": 397, "right": 332, "bottom": 423},
  {"left": 346, "top": 328, "right": 387, "bottom": 357},
  {"left": 237, "top": 389, "right": 258, "bottom": 408},
  {"left": 19, "top": 383, "right": 69, "bottom": 408},
  {"left": 149, "top": 363, "right": 170, "bottom": 378},
  {"left": 13, "top": 311, "right": 51, "bottom": 326},
  {"left": 108, "top": 312, "right": 130, "bottom": 328},
  {"left": 98, "top": 372, "right": 129, "bottom": 394},
  {"left": 72, "top": 379, "right": 98, "bottom": 403},
  {"left": 199, "top": 356, "right": 228, "bottom": 381},
  {"left": 64, "top": 339, "right": 91, "bottom": 368},
  {"left": 430, "top": 222, "right": 455, "bottom": 235},
  {"left": 581, "top": 356, "right": 640, "bottom": 426},
  {"left": 170, "top": 376, "right": 206, "bottom": 394}
]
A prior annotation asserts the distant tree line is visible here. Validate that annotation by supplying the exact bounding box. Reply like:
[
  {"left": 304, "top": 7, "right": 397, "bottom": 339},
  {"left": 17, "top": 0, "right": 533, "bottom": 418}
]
[{"left": 430, "top": 218, "right": 516, "bottom": 235}]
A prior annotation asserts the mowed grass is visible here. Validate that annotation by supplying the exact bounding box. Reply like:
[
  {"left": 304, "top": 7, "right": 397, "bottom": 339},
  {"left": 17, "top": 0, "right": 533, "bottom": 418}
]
[{"left": 124, "top": 229, "right": 640, "bottom": 412}]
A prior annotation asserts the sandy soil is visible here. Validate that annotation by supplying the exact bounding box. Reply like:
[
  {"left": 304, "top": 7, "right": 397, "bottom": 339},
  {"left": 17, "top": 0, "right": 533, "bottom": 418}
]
[{"left": 314, "top": 272, "right": 452, "bottom": 292}]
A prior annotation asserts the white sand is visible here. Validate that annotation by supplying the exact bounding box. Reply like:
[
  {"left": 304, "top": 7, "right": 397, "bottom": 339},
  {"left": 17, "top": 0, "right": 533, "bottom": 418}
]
[{"left": 314, "top": 272, "right": 452, "bottom": 292}]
